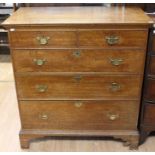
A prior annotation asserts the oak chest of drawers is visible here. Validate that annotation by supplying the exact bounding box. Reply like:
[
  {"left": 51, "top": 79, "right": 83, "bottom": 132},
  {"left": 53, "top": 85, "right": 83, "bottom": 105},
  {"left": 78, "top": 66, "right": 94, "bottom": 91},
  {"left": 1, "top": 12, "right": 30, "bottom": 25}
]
[{"left": 2, "top": 6, "right": 152, "bottom": 149}]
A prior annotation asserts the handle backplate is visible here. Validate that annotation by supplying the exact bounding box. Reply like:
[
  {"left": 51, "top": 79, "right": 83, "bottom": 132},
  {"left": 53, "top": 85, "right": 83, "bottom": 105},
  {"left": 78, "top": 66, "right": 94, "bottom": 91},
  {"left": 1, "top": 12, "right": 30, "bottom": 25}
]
[
  {"left": 36, "top": 36, "right": 50, "bottom": 45},
  {"left": 33, "top": 59, "right": 46, "bottom": 66},
  {"left": 110, "top": 58, "right": 123, "bottom": 66},
  {"left": 36, "top": 84, "right": 48, "bottom": 93},
  {"left": 106, "top": 36, "right": 119, "bottom": 45}
]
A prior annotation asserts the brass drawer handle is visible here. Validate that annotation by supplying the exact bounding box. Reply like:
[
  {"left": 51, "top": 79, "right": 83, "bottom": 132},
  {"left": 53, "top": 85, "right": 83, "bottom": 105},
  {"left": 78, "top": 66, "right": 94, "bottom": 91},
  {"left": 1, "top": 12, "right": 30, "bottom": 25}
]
[
  {"left": 36, "top": 36, "right": 50, "bottom": 45},
  {"left": 36, "top": 85, "right": 48, "bottom": 93},
  {"left": 74, "top": 75, "right": 82, "bottom": 82},
  {"left": 74, "top": 101, "right": 83, "bottom": 108},
  {"left": 33, "top": 59, "right": 46, "bottom": 66},
  {"left": 73, "top": 50, "right": 81, "bottom": 58},
  {"left": 110, "top": 82, "right": 121, "bottom": 91},
  {"left": 105, "top": 36, "right": 119, "bottom": 45},
  {"left": 110, "top": 58, "right": 123, "bottom": 66},
  {"left": 39, "top": 114, "right": 48, "bottom": 120},
  {"left": 107, "top": 114, "right": 119, "bottom": 121}
]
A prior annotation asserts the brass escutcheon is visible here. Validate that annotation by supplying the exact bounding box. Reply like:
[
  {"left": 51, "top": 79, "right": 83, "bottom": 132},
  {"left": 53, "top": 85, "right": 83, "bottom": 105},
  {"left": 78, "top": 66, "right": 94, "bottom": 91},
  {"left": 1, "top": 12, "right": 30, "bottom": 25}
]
[
  {"left": 110, "top": 82, "right": 121, "bottom": 91},
  {"left": 74, "top": 101, "right": 83, "bottom": 108},
  {"left": 73, "top": 50, "right": 81, "bottom": 58},
  {"left": 74, "top": 75, "right": 82, "bottom": 82}
]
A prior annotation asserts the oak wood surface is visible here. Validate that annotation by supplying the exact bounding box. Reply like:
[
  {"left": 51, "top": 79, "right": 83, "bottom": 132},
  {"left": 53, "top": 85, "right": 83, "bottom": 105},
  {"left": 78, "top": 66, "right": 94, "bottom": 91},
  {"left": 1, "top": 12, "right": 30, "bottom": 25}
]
[
  {"left": 19, "top": 100, "right": 138, "bottom": 130},
  {"left": 2, "top": 6, "right": 152, "bottom": 26},
  {"left": 12, "top": 49, "right": 146, "bottom": 73},
  {"left": 9, "top": 29, "right": 148, "bottom": 49},
  {"left": 15, "top": 74, "right": 142, "bottom": 100},
  {"left": 78, "top": 29, "right": 148, "bottom": 48},
  {"left": 1, "top": 55, "right": 155, "bottom": 151},
  {"left": 3, "top": 6, "right": 150, "bottom": 149}
]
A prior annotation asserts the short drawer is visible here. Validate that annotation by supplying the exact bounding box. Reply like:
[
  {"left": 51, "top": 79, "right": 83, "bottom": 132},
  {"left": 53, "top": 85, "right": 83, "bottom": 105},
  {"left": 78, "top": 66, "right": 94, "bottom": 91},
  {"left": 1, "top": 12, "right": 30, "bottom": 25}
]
[
  {"left": 78, "top": 30, "right": 148, "bottom": 48},
  {"left": 143, "top": 103, "right": 155, "bottom": 126},
  {"left": 144, "top": 78, "right": 155, "bottom": 101},
  {"left": 12, "top": 49, "right": 145, "bottom": 73},
  {"left": 16, "top": 74, "right": 142, "bottom": 100},
  {"left": 19, "top": 100, "right": 139, "bottom": 130},
  {"left": 9, "top": 30, "right": 77, "bottom": 48}
]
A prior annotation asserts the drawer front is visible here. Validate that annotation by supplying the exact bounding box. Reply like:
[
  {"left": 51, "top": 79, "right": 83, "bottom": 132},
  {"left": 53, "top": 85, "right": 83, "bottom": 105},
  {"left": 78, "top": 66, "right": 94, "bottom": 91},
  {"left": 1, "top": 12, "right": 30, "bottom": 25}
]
[
  {"left": 9, "top": 31, "right": 77, "bottom": 48},
  {"left": 143, "top": 103, "right": 155, "bottom": 126},
  {"left": 144, "top": 78, "right": 155, "bottom": 101},
  {"left": 148, "top": 56, "right": 155, "bottom": 75},
  {"left": 9, "top": 30, "right": 148, "bottom": 48},
  {"left": 16, "top": 74, "right": 142, "bottom": 100},
  {"left": 19, "top": 100, "right": 138, "bottom": 130},
  {"left": 78, "top": 30, "right": 148, "bottom": 48},
  {"left": 12, "top": 49, "right": 145, "bottom": 73}
]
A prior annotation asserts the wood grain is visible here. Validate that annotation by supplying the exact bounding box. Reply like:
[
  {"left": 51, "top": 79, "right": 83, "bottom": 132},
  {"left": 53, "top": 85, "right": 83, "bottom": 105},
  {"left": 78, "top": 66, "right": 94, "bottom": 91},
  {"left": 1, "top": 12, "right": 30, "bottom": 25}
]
[
  {"left": 78, "top": 29, "right": 148, "bottom": 48},
  {"left": 143, "top": 103, "right": 155, "bottom": 125},
  {"left": 9, "top": 30, "right": 77, "bottom": 48},
  {"left": 9, "top": 29, "right": 148, "bottom": 49},
  {"left": 2, "top": 6, "right": 152, "bottom": 26},
  {"left": 144, "top": 78, "right": 155, "bottom": 101},
  {"left": 1, "top": 55, "right": 155, "bottom": 151},
  {"left": 15, "top": 74, "right": 142, "bottom": 100},
  {"left": 3, "top": 6, "right": 150, "bottom": 149},
  {"left": 19, "top": 100, "right": 139, "bottom": 130},
  {"left": 12, "top": 49, "right": 146, "bottom": 73}
]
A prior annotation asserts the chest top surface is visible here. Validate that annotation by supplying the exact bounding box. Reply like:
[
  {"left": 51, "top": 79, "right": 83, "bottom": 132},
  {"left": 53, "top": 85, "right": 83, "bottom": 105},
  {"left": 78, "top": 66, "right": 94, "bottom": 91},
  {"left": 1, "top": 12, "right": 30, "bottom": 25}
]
[{"left": 2, "top": 6, "right": 153, "bottom": 27}]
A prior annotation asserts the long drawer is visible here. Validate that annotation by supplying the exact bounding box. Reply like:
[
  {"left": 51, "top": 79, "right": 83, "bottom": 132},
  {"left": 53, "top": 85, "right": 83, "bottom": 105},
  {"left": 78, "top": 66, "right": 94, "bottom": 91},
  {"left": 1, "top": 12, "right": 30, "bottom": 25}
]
[
  {"left": 19, "top": 100, "right": 139, "bottom": 130},
  {"left": 16, "top": 74, "right": 142, "bottom": 100},
  {"left": 12, "top": 49, "right": 145, "bottom": 73},
  {"left": 9, "top": 29, "right": 148, "bottom": 48}
]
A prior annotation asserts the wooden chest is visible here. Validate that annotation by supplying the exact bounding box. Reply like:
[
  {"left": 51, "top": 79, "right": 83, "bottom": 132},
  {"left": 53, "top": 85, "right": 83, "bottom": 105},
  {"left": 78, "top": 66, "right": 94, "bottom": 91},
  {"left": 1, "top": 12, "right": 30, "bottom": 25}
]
[
  {"left": 2, "top": 6, "right": 151, "bottom": 149},
  {"left": 140, "top": 15, "right": 155, "bottom": 144}
]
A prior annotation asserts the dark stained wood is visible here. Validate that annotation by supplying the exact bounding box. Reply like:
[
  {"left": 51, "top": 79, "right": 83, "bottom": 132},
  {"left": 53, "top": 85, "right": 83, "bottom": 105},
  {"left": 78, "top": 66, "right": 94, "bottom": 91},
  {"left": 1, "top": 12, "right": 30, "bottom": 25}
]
[
  {"left": 152, "top": 33, "right": 155, "bottom": 53},
  {"left": 148, "top": 56, "right": 155, "bottom": 74},
  {"left": 144, "top": 78, "right": 155, "bottom": 101},
  {"left": 12, "top": 49, "right": 146, "bottom": 73},
  {"left": 143, "top": 103, "right": 155, "bottom": 125},
  {"left": 19, "top": 100, "right": 139, "bottom": 130},
  {"left": 15, "top": 74, "right": 142, "bottom": 100},
  {"left": 139, "top": 22, "right": 155, "bottom": 144}
]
